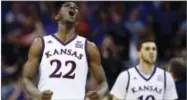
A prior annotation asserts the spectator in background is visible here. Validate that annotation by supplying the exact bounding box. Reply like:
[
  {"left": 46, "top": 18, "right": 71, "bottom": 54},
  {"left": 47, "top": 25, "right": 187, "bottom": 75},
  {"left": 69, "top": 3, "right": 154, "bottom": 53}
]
[
  {"left": 177, "top": 19, "right": 187, "bottom": 35},
  {"left": 1, "top": 48, "right": 28, "bottom": 100},
  {"left": 145, "top": 15, "right": 155, "bottom": 37},
  {"left": 76, "top": 2, "right": 91, "bottom": 39},
  {"left": 5, "top": 77, "right": 29, "bottom": 100},
  {"left": 106, "top": 3, "right": 129, "bottom": 60},
  {"left": 101, "top": 34, "right": 125, "bottom": 90},
  {"left": 165, "top": 18, "right": 186, "bottom": 59},
  {"left": 5, "top": 2, "right": 26, "bottom": 47},
  {"left": 180, "top": 48, "right": 187, "bottom": 60},
  {"left": 5, "top": 2, "right": 26, "bottom": 26},
  {"left": 124, "top": 8, "right": 146, "bottom": 66},
  {"left": 100, "top": 6, "right": 129, "bottom": 90},
  {"left": 154, "top": 1, "right": 180, "bottom": 60},
  {"left": 7, "top": 4, "right": 45, "bottom": 60},
  {"left": 91, "top": 9, "right": 110, "bottom": 46},
  {"left": 168, "top": 57, "right": 186, "bottom": 100}
]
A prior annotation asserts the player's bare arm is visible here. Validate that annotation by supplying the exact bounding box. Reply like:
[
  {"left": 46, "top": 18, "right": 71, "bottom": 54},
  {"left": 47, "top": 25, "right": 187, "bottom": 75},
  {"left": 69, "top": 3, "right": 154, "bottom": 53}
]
[
  {"left": 22, "top": 38, "right": 53, "bottom": 100},
  {"left": 87, "top": 41, "right": 109, "bottom": 99},
  {"left": 22, "top": 38, "right": 42, "bottom": 99}
]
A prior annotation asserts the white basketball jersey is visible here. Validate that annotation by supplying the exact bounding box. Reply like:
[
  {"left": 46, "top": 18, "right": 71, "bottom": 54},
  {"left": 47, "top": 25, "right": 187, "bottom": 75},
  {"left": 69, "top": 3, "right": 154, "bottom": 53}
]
[
  {"left": 38, "top": 34, "right": 89, "bottom": 99},
  {"left": 124, "top": 66, "right": 166, "bottom": 100}
]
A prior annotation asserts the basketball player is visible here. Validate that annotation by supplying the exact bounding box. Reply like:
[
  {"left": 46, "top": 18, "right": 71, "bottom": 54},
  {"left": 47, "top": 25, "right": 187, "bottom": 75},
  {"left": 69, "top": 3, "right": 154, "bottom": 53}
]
[
  {"left": 109, "top": 38, "right": 178, "bottom": 100},
  {"left": 23, "top": 2, "right": 108, "bottom": 100}
]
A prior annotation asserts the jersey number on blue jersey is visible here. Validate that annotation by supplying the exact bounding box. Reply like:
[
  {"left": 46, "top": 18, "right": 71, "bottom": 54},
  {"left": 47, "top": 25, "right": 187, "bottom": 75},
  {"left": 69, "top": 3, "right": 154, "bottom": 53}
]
[{"left": 49, "top": 59, "right": 76, "bottom": 79}]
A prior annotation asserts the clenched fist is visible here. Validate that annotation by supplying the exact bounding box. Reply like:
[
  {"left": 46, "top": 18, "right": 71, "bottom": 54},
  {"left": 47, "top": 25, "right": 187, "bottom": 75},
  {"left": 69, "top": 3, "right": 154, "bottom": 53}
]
[
  {"left": 41, "top": 90, "right": 53, "bottom": 100},
  {"left": 86, "top": 91, "right": 100, "bottom": 100}
]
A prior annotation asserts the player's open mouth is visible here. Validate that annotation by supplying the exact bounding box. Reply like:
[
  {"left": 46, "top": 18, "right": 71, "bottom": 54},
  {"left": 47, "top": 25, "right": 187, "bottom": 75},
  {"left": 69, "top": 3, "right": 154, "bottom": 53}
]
[{"left": 69, "top": 10, "right": 75, "bottom": 16}]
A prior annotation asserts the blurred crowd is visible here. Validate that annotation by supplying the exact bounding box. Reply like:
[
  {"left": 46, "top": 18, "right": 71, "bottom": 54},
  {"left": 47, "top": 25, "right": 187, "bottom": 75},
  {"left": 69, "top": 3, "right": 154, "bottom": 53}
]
[{"left": 1, "top": 1, "right": 186, "bottom": 100}]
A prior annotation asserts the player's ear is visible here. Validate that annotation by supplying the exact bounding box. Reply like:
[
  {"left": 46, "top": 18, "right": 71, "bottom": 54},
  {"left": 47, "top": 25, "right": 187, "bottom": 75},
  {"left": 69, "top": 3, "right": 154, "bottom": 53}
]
[
  {"left": 76, "top": 10, "right": 80, "bottom": 21},
  {"left": 55, "top": 14, "right": 61, "bottom": 21}
]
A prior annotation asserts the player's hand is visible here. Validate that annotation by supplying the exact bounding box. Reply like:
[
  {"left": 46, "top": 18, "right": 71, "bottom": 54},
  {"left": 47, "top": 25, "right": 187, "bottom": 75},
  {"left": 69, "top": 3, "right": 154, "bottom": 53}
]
[
  {"left": 41, "top": 90, "right": 53, "bottom": 100},
  {"left": 86, "top": 91, "right": 100, "bottom": 100}
]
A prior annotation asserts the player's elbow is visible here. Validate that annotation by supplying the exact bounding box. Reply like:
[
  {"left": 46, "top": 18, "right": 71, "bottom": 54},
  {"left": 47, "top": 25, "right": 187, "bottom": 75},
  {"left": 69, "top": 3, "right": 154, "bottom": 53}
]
[
  {"left": 22, "top": 76, "right": 33, "bottom": 88},
  {"left": 22, "top": 77, "right": 29, "bottom": 87},
  {"left": 100, "top": 76, "right": 109, "bottom": 93},
  {"left": 103, "top": 81, "right": 109, "bottom": 91},
  {"left": 22, "top": 77, "right": 29, "bottom": 91},
  {"left": 101, "top": 81, "right": 109, "bottom": 95}
]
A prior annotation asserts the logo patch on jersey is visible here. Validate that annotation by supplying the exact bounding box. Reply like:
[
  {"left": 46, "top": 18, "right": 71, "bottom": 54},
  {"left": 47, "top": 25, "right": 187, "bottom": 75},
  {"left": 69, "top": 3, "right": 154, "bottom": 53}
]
[{"left": 75, "top": 41, "right": 83, "bottom": 49}]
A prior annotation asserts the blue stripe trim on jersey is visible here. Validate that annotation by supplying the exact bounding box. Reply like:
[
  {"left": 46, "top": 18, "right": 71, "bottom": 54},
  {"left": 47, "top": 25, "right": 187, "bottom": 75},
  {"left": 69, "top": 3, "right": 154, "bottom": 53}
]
[
  {"left": 39, "top": 37, "right": 45, "bottom": 63},
  {"left": 37, "top": 37, "right": 44, "bottom": 87},
  {"left": 85, "top": 39, "right": 91, "bottom": 68},
  {"left": 164, "top": 71, "right": 166, "bottom": 93},
  {"left": 126, "top": 70, "right": 130, "bottom": 92},
  {"left": 51, "top": 33, "right": 78, "bottom": 46},
  {"left": 135, "top": 66, "right": 157, "bottom": 81},
  {"left": 84, "top": 39, "right": 91, "bottom": 96}
]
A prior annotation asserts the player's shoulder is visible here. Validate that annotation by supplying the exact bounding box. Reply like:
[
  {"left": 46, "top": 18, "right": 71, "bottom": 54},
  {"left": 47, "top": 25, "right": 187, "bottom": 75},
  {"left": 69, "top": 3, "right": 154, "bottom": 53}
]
[
  {"left": 76, "top": 35, "right": 93, "bottom": 46},
  {"left": 31, "top": 34, "right": 52, "bottom": 48},
  {"left": 156, "top": 67, "right": 169, "bottom": 74},
  {"left": 29, "top": 37, "right": 44, "bottom": 54},
  {"left": 118, "top": 67, "right": 134, "bottom": 78},
  {"left": 32, "top": 37, "right": 44, "bottom": 46},
  {"left": 84, "top": 39, "right": 97, "bottom": 51},
  {"left": 156, "top": 67, "right": 173, "bottom": 79},
  {"left": 77, "top": 35, "right": 87, "bottom": 40},
  {"left": 115, "top": 71, "right": 127, "bottom": 80},
  {"left": 87, "top": 41, "right": 96, "bottom": 47},
  {"left": 42, "top": 34, "right": 52, "bottom": 39},
  {"left": 155, "top": 67, "right": 166, "bottom": 73},
  {"left": 124, "top": 66, "right": 136, "bottom": 73},
  {"left": 33, "top": 34, "right": 51, "bottom": 44}
]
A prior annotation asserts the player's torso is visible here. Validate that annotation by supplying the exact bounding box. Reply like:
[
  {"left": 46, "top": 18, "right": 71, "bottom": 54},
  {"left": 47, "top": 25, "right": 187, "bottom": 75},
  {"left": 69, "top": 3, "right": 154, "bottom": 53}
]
[
  {"left": 38, "top": 34, "right": 89, "bottom": 99},
  {"left": 126, "top": 67, "right": 166, "bottom": 100}
]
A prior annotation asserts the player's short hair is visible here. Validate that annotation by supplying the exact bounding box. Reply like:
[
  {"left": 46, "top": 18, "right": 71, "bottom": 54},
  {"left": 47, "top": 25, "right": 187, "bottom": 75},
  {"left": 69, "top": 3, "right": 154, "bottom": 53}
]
[
  {"left": 168, "top": 57, "right": 186, "bottom": 80},
  {"left": 137, "top": 36, "right": 156, "bottom": 51},
  {"left": 54, "top": 2, "right": 79, "bottom": 22}
]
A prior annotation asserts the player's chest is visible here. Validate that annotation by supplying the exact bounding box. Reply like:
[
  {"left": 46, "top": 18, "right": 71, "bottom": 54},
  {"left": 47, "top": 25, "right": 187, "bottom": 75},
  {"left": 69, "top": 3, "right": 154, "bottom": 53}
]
[{"left": 128, "top": 74, "right": 165, "bottom": 95}]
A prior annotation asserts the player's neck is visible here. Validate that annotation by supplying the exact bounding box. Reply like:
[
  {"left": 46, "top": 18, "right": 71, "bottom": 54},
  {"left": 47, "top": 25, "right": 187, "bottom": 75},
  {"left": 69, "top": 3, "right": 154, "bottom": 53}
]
[
  {"left": 139, "top": 61, "right": 155, "bottom": 75},
  {"left": 57, "top": 23, "right": 76, "bottom": 42}
]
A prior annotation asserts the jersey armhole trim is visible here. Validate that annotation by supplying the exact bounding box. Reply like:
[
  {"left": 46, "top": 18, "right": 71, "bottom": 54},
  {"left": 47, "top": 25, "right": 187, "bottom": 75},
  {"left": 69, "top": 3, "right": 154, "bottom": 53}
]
[
  {"left": 164, "top": 71, "right": 166, "bottom": 94},
  {"left": 126, "top": 70, "right": 130, "bottom": 93},
  {"left": 39, "top": 37, "right": 45, "bottom": 63},
  {"left": 37, "top": 37, "right": 44, "bottom": 87},
  {"left": 85, "top": 39, "right": 91, "bottom": 92},
  {"left": 85, "top": 39, "right": 91, "bottom": 68}
]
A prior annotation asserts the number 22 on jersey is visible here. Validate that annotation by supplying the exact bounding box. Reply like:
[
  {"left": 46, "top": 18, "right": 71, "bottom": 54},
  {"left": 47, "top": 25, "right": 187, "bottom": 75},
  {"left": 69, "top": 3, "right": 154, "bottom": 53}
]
[{"left": 49, "top": 59, "right": 76, "bottom": 79}]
